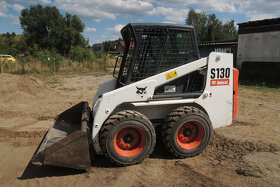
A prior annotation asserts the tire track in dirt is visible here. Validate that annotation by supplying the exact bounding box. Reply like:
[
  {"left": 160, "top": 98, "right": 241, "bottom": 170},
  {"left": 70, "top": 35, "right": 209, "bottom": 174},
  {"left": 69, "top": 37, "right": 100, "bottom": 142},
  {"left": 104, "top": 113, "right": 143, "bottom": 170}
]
[
  {"left": 232, "top": 120, "right": 260, "bottom": 127},
  {"left": 172, "top": 160, "right": 226, "bottom": 186},
  {"left": 9, "top": 120, "right": 39, "bottom": 131},
  {"left": 0, "top": 128, "right": 46, "bottom": 147},
  {"left": 203, "top": 132, "right": 279, "bottom": 177}
]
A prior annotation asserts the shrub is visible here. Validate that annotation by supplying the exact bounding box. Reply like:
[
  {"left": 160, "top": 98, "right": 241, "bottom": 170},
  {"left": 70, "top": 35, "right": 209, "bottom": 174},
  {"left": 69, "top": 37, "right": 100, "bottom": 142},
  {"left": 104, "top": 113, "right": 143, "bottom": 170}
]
[
  {"left": 69, "top": 46, "right": 96, "bottom": 63},
  {"left": 35, "top": 50, "right": 62, "bottom": 72}
]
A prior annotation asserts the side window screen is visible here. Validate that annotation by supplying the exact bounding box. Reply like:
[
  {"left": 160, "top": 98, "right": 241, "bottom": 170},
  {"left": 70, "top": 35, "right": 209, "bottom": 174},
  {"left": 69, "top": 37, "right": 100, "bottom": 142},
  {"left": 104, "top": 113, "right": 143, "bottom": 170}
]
[
  {"left": 131, "top": 29, "right": 195, "bottom": 81},
  {"left": 123, "top": 38, "right": 134, "bottom": 77},
  {"left": 119, "top": 28, "right": 135, "bottom": 84}
]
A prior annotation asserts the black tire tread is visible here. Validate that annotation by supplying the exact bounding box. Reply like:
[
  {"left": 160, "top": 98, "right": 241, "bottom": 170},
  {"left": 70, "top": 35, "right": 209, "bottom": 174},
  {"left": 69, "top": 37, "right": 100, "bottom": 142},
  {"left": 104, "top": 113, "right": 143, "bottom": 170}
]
[
  {"left": 161, "top": 106, "right": 213, "bottom": 158},
  {"left": 100, "top": 110, "right": 156, "bottom": 166}
]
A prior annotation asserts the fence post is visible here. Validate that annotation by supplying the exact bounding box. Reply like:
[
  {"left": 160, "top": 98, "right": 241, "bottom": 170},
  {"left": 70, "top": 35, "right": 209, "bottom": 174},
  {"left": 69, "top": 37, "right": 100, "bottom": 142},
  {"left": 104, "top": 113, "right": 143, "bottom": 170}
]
[
  {"left": 103, "top": 55, "right": 107, "bottom": 73},
  {"left": 22, "top": 57, "right": 25, "bottom": 74}
]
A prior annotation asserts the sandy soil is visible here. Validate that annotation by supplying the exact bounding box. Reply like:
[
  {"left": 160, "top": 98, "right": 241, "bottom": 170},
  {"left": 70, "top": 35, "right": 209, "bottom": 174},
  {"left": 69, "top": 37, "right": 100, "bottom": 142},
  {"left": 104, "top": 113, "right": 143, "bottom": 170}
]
[{"left": 0, "top": 73, "right": 279, "bottom": 187}]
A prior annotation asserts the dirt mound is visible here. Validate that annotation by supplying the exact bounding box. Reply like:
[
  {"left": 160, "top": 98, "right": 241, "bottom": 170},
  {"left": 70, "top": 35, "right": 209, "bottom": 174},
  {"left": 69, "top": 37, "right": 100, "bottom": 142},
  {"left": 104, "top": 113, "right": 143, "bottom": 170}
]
[
  {"left": 0, "top": 128, "right": 45, "bottom": 147},
  {"left": 0, "top": 73, "right": 52, "bottom": 102},
  {"left": 0, "top": 128, "right": 45, "bottom": 139},
  {"left": 0, "top": 73, "right": 51, "bottom": 99},
  {"left": 231, "top": 120, "right": 259, "bottom": 127}
]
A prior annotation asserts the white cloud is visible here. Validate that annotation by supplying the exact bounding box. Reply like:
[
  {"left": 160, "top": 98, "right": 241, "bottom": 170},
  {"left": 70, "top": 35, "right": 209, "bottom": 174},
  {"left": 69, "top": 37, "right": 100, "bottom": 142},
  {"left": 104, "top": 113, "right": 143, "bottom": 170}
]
[
  {"left": 148, "top": 6, "right": 189, "bottom": 22},
  {"left": 150, "top": 0, "right": 280, "bottom": 20},
  {"left": 10, "top": 14, "right": 20, "bottom": 25},
  {"left": 39, "top": 0, "right": 52, "bottom": 3},
  {"left": 237, "top": 0, "right": 280, "bottom": 21},
  {"left": 105, "top": 24, "right": 125, "bottom": 33},
  {"left": 54, "top": 0, "right": 154, "bottom": 22},
  {"left": 0, "top": 1, "right": 8, "bottom": 15},
  {"left": 10, "top": 3, "right": 24, "bottom": 12},
  {"left": 148, "top": 0, "right": 190, "bottom": 7},
  {"left": 247, "top": 14, "right": 276, "bottom": 21},
  {"left": 0, "top": 12, "right": 8, "bottom": 18},
  {"left": 150, "top": 0, "right": 236, "bottom": 13},
  {"left": 161, "top": 21, "right": 176, "bottom": 24},
  {"left": 85, "top": 27, "right": 96, "bottom": 32},
  {"left": 0, "top": 1, "right": 20, "bottom": 24},
  {"left": 10, "top": 0, "right": 52, "bottom": 4},
  {"left": 52, "top": 0, "right": 278, "bottom": 24},
  {"left": 0, "top": 0, "right": 280, "bottom": 29}
]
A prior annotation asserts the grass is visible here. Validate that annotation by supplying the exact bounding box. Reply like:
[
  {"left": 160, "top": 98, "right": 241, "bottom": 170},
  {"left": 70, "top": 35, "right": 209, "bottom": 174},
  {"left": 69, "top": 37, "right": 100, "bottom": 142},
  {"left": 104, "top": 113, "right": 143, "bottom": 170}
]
[
  {"left": 57, "top": 87, "right": 76, "bottom": 91},
  {"left": 239, "top": 84, "right": 280, "bottom": 93},
  {"left": 239, "top": 79, "right": 280, "bottom": 93},
  {"left": 45, "top": 78, "right": 62, "bottom": 88},
  {"left": 0, "top": 55, "right": 116, "bottom": 75}
]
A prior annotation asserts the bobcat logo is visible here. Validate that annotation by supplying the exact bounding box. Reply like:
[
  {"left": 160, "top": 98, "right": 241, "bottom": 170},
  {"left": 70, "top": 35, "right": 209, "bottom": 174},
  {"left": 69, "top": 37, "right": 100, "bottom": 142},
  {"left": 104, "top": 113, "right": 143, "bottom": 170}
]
[{"left": 136, "top": 86, "right": 147, "bottom": 95}]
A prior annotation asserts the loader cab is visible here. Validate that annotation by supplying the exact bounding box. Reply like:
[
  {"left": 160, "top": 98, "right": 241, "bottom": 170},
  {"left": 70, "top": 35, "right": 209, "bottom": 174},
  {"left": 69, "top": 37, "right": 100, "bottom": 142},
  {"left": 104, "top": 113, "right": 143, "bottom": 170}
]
[{"left": 114, "top": 23, "right": 205, "bottom": 98}]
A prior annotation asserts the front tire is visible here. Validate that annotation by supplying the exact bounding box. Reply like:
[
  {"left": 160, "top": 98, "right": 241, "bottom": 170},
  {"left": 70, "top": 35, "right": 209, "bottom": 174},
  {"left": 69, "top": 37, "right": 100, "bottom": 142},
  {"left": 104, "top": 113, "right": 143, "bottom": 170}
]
[
  {"left": 99, "top": 110, "right": 156, "bottom": 166},
  {"left": 161, "top": 106, "right": 212, "bottom": 158}
]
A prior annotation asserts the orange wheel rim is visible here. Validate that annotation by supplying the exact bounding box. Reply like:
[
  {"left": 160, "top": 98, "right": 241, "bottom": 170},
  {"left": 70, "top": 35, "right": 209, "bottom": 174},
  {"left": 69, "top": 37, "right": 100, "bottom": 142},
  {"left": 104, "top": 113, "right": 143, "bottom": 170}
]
[
  {"left": 114, "top": 126, "right": 146, "bottom": 157},
  {"left": 176, "top": 121, "right": 204, "bottom": 149}
]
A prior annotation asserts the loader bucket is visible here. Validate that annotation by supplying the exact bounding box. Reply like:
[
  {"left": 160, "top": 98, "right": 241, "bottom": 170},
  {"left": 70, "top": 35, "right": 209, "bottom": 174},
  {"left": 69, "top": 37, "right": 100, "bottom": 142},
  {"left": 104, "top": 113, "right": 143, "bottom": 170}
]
[{"left": 31, "top": 101, "right": 92, "bottom": 171}]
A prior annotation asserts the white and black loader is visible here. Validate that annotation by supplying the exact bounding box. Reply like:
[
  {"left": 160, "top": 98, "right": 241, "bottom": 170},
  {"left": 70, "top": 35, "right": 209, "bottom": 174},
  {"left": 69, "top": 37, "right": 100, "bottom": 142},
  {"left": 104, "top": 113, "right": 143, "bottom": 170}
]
[{"left": 31, "top": 23, "right": 239, "bottom": 171}]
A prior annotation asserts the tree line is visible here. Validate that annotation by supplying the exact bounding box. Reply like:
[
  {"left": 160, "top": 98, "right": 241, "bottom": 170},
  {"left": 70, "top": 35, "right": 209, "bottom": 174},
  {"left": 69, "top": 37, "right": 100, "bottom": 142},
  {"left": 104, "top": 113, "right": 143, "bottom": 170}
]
[
  {"left": 0, "top": 5, "right": 237, "bottom": 58},
  {"left": 102, "top": 9, "right": 238, "bottom": 52},
  {"left": 20, "top": 4, "right": 90, "bottom": 55},
  {"left": 0, "top": 5, "right": 92, "bottom": 61},
  {"left": 186, "top": 8, "right": 237, "bottom": 42}
]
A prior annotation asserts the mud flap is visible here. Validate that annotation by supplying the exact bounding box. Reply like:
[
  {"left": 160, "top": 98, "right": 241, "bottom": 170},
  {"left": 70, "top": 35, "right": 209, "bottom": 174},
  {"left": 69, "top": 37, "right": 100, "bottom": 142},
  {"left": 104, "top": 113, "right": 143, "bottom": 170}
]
[{"left": 31, "top": 102, "right": 92, "bottom": 171}]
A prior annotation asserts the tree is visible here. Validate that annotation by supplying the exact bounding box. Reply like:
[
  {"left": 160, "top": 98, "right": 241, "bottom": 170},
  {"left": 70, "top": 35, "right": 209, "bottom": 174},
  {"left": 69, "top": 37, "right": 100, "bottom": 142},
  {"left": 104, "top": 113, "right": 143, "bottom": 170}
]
[
  {"left": 62, "top": 13, "right": 86, "bottom": 54},
  {"left": 103, "top": 38, "right": 122, "bottom": 52},
  {"left": 186, "top": 9, "right": 208, "bottom": 42},
  {"left": 0, "top": 32, "right": 21, "bottom": 56},
  {"left": 186, "top": 9, "right": 237, "bottom": 42},
  {"left": 14, "top": 34, "right": 28, "bottom": 53},
  {"left": 20, "top": 5, "right": 86, "bottom": 55}
]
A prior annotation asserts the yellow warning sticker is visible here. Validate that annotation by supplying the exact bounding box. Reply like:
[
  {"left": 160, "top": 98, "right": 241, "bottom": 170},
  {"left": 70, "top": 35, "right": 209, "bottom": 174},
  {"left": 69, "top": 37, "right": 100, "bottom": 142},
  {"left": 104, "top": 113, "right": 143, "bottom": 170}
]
[{"left": 165, "top": 70, "right": 177, "bottom": 80}]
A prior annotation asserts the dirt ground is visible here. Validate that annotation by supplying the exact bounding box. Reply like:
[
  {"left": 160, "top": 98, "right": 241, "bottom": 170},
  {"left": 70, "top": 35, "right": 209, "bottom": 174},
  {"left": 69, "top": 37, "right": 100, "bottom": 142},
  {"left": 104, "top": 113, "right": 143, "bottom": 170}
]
[{"left": 0, "top": 73, "right": 279, "bottom": 187}]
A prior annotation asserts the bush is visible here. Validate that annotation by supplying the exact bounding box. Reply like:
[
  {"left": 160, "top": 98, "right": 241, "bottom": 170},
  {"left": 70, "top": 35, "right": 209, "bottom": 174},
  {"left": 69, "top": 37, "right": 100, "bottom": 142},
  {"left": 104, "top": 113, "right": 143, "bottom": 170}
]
[
  {"left": 35, "top": 50, "right": 62, "bottom": 72},
  {"left": 69, "top": 46, "right": 95, "bottom": 63}
]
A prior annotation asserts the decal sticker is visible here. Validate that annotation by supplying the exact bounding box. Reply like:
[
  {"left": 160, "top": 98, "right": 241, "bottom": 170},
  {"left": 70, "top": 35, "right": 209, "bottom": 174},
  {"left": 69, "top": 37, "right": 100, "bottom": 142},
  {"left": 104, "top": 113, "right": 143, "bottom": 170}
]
[
  {"left": 136, "top": 86, "right": 147, "bottom": 94},
  {"left": 210, "top": 68, "right": 230, "bottom": 79},
  {"left": 164, "top": 85, "right": 176, "bottom": 93},
  {"left": 165, "top": 70, "right": 177, "bottom": 80},
  {"left": 210, "top": 68, "right": 230, "bottom": 86},
  {"left": 211, "top": 79, "right": 229, "bottom": 86}
]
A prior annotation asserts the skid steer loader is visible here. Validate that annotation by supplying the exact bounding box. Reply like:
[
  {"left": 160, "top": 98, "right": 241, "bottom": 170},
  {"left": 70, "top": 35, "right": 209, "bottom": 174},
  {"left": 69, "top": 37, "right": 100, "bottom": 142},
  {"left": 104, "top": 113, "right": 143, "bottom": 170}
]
[{"left": 31, "top": 23, "right": 239, "bottom": 171}]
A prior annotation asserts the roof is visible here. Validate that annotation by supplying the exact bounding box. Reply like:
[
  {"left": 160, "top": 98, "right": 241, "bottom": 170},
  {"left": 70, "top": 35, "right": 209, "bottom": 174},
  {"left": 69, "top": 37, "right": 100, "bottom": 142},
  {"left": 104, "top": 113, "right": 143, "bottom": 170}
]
[
  {"left": 121, "top": 23, "right": 194, "bottom": 35},
  {"left": 238, "top": 18, "right": 280, "bottom": 27},
  {"left": 93, "top": 43, "right": 103, "bottom": 47},
  {"left": 129, "top": 23, "right": 194, "bottom": 29},
  {"left": 238, "top": 17, "right": 280, "bottom": 34},
  {"left": 198, "top": 40, "right": 237, "bottom": 46}
]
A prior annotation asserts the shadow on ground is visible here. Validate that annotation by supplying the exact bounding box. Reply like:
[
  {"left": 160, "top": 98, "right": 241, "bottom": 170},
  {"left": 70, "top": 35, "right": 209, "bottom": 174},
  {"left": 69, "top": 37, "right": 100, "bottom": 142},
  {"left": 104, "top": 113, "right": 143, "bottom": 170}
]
[{"left": 18, "top": 162, "right": 85, "bottom": 180}]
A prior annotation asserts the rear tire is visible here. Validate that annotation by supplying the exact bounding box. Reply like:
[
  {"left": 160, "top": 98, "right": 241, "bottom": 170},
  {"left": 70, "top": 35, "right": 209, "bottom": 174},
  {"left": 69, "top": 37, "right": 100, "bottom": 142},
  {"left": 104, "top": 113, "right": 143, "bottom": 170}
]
[
  {"left": 99, "top": 110, "right": 156, "bottom": 166},
  {"left": 161, "top": 106, "right": 212, "bottom": 158}
]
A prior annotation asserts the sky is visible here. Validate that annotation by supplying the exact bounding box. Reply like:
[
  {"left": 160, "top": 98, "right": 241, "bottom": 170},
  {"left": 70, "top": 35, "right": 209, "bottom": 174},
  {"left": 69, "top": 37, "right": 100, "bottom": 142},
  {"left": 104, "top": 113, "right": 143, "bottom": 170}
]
[{"left": 0, "top": 0, "right": 280, "bottom": 45}]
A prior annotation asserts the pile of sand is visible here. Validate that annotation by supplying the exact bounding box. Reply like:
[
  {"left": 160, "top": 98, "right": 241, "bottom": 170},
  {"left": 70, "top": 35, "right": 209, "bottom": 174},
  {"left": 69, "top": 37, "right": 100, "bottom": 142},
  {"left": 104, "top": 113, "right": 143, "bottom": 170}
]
[{"left": 0, "top": 73, "right": 52, "bottom": 102}]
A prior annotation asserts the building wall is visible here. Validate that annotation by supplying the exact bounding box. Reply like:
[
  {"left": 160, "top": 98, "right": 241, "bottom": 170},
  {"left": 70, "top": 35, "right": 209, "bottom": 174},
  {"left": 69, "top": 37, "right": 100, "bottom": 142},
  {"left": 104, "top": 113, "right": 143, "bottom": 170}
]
[
  {"left": 93, "top": 43, "right": 104, "bottom": 52},
  {"left": 198, "top": 43, "right": 237, "bottom": 67},
  {"left": 237, "top": 31, "right": 280, "bottom": 68}
]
